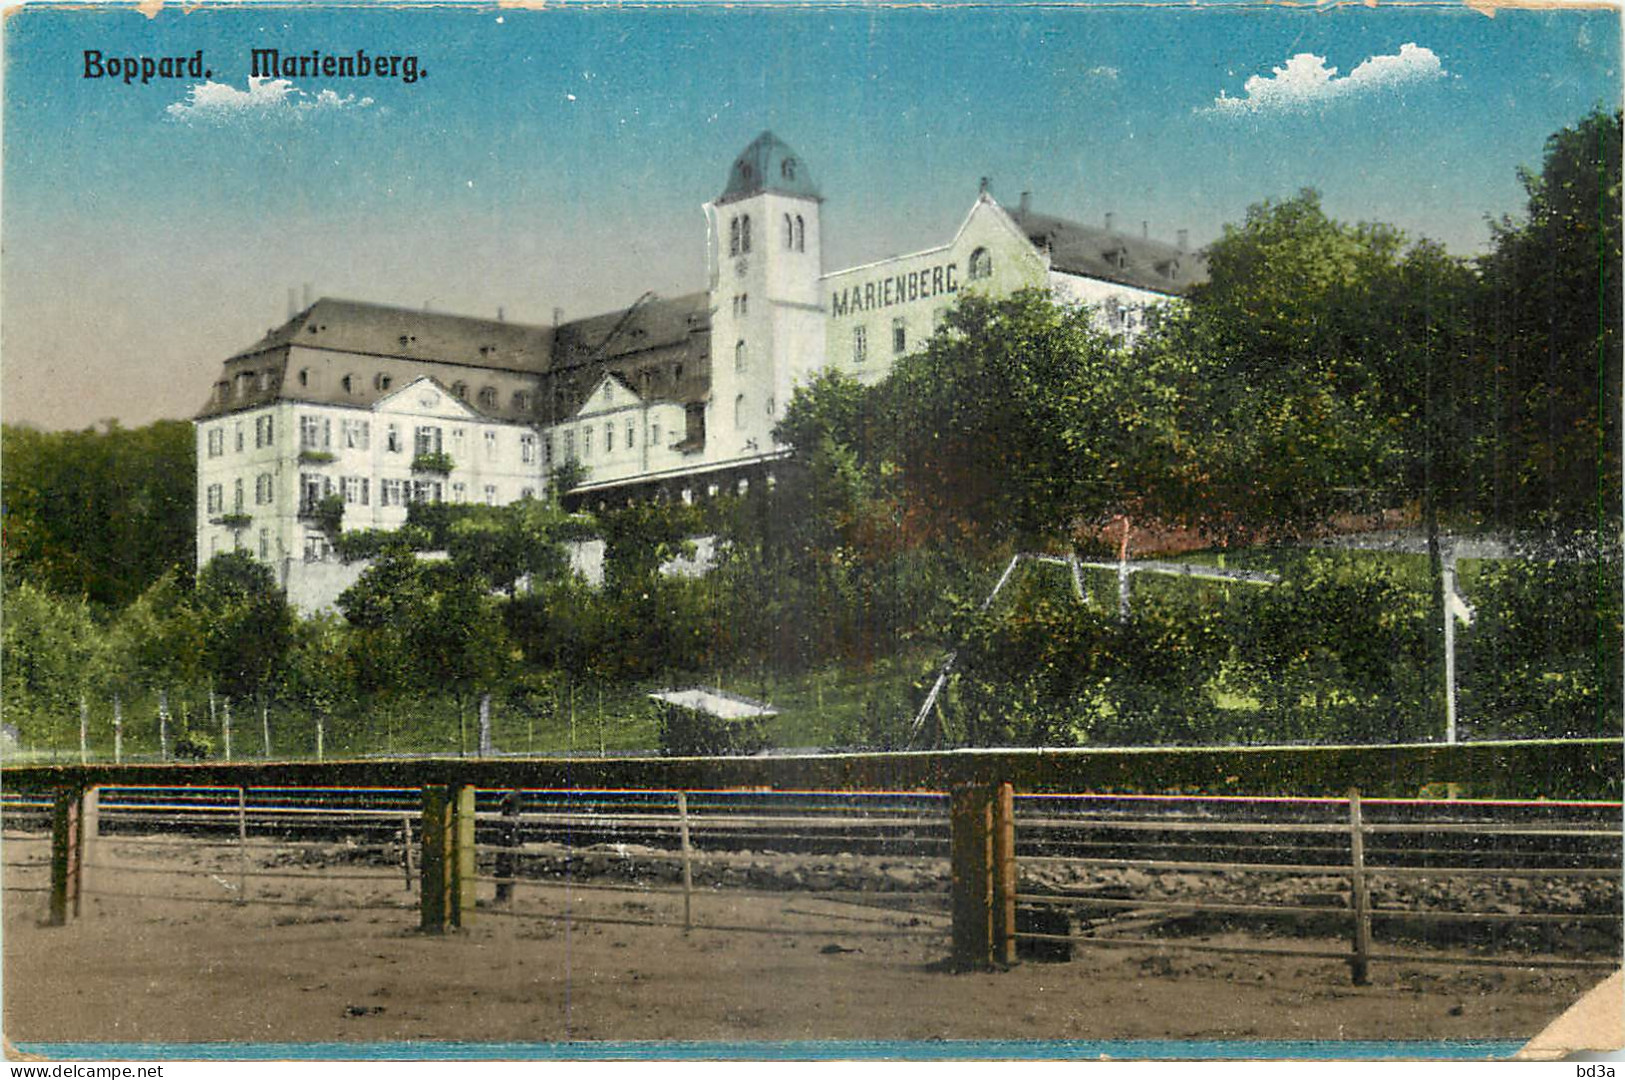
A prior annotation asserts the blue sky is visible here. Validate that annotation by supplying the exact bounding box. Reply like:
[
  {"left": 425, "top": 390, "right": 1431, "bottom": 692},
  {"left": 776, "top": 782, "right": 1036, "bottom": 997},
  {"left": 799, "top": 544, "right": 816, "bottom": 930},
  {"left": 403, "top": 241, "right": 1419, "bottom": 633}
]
[{"left": 3, "top": 2, "right": 1619, "bottom": 429}]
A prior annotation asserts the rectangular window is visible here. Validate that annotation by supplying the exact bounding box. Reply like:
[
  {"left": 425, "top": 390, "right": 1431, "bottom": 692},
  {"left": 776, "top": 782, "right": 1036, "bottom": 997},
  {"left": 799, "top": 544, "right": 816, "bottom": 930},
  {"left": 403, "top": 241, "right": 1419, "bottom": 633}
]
[
  {"left": 233, "top": 478, "right": 244, "bottom": 512},
  {"left": 235, "top": 423, "right": 245, "bottom": 453},
  {"left": 583, "top": 426, "right": 594, "bottom": 459},
  {"left": 299, "top": 473, "right": 327, "bottom": 513},
  {"left": 342, "top": 419, "right": 371, "bottom": 450},
  {"left": 341, "top": 476, "right": 370, "bottom": 506},
  {"left": 258, "top": 528, "right": 270, "bottom": 560},
  {"left": 206, "top": 484, "right": 223, "bottom": 514},
  {"left": 380, "top": 479, "right": 404, "bottom": 507},
  {"left": 255, "top": 473, "right": 273, "bottom": 505},
  {"left": 484, "top": 431, "right": 498, "bottom": 460},
  {"left": 520, "top": 433, "right": 536, "bottom": 465},
  {"left": 563, "top": 431, "right": 576, "bottom": 461},
  {"left": 208, "top": 428, "right": 224, "bottom": 458},
  {"left": 386, "top": 423, "right": 403, "bottom": 453},
  {"left": 410, "top": 480, "right": 442, "bottom": 504},
  {"left": 414, "top": 425, "right": 443, "bottom": 456},
  {"left": 893, "top": 318, "right": 906, "bottom": 355},
  {"left": 254, "top": 415, "right": 275, "bottom": 448},
  {"left": 451, "top": 481, "right": 467, "bottom": 504},
  {"left": 626, "top": 421, "right": 635, "bottom": 449},
  {"left": 853, "top": 325, "right": 868, "bottom": 364},
  {"left": 303, "top": 533, "right": 328, "bottom": 562},
  {"left": 483, "top": 484, "right": 497, "bottom": 506},
  {"left": 544, "top": 436, "right": 553, "bottom": 465},
  {"left": 605, "top": 426, "right": 614, "bottom": 454},
  {"left": 521, "top": 486, "right": 536, "bottom": 500},
  {"left": 300, "top": 415, "right": 332, "bottom": 451}
]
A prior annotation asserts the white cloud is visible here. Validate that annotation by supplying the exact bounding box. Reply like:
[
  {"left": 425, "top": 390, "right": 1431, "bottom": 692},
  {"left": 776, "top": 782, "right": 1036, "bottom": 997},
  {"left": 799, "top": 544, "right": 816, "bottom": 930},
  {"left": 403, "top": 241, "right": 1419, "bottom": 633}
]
[
  {"left": 1087, "top": 65, "right": 1119, "bottom": 82},
  {"left": 165, "top": 77, "right": 373, "bottom": 123},
  {"left": 1202, "top": 43, "right": 1445, "bottom": 117}
]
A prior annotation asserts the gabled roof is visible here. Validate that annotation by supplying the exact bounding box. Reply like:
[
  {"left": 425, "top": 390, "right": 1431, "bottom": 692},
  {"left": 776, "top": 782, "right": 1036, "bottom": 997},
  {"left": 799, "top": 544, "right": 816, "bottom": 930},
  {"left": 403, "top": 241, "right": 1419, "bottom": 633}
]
[
  {"left": 370, "top": 375, "right": 486, "bottom": 420},
  {"left": 1009, "top": 207, "right": 1208, "bottom": 295},
  {"left": 716, "top": 130, "right": 820, "bottom": 205},
  {"left": 574, "top": 371, "right": 642, "bottom": 417}
]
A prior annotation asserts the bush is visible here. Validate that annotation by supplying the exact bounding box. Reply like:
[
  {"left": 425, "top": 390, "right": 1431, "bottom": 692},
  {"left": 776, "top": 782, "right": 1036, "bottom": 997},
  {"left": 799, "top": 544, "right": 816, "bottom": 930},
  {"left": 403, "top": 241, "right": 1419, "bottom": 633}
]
[{"left": 655, "top": 698, "right": 770, "bottom": 757}]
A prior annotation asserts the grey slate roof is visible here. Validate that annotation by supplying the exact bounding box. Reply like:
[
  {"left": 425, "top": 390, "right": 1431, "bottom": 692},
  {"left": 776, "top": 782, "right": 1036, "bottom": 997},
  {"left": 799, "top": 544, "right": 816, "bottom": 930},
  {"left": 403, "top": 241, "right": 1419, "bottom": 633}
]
[
  {"left": 717, "top": 130, "right": 820, "bottom": 205},
  {"left": 1009, "top": 207, "right": 1209, "bottom": 296}
]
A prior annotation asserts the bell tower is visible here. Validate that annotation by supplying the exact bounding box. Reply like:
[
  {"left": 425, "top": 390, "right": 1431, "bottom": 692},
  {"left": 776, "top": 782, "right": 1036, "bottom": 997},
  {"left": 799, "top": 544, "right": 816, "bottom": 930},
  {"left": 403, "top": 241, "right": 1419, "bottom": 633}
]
[{"left": 704, "top": 131, "right": 824, "bottom": 463}]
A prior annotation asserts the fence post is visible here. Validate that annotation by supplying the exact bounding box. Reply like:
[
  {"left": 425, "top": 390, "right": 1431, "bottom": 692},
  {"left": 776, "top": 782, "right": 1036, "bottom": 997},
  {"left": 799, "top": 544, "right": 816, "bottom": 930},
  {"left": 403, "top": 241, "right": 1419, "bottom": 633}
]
[
  {"left": 48, "top": 787, "right": 86, "bottom": 926},
  {"left": 495, "top": 790, "right": 522, "bottom": 904},
  {"left": 222, "top": 699, "right": 233, "bottom": 763},
  {"left": 992, "top": 781, "right": 1017, "bottom": 967},
  {"left": 158, "top": 689, "right": 170, "bottom": 761},
  {"left": 401, "top": 813, "right": 416, "bottom": 892},
  {"left": 236, "top": 788, "right": 250, "bottom": 904},
  {"left": 1348, "top": 787, "right": 1372, "bottom": 985},
  {"left": 113, "top": 696, "right": 123, "bottom": 764},
  {"left": 78, "top": 696, "right": 89, "bottom": 765},
  {"left": 452, "top": 784, "right": 477, "bottom": 925},
  {"left": 950, "top": 783, "right": 995, "bottom": 971},
  {"left": 420, "top": 786, "right": 452, "bottom": 932},
  {"left": 677, "top": 791, "right": 695, "bottom": 932}
]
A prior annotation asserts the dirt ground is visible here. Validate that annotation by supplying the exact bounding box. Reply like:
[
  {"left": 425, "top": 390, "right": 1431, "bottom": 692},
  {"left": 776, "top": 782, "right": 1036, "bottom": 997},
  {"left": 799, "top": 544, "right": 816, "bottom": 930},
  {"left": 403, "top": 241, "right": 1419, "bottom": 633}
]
[{"left": 0, "top": 836, "right": 1612, "bottom": 1049}]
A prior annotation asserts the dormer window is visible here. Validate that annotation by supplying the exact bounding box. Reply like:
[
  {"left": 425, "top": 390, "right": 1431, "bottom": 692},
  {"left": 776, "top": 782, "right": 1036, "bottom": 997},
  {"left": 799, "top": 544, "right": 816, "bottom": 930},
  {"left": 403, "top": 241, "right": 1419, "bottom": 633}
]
[
  {"left": 216, "top": 381, "right": 230, "bottom": 404},
  {"left": 968, "top": 247, "right": 993, "bottom": 281},
  {"left": 1105, "top": 246, "right": 1128, "bottom": 270},
  {"left": 341, "top": 374, "right": 354, "bottom": 394},
  {"left": 782, "top": 157, "right": 797, "bottom": 181},
  {"left": 513, "top": 391, "right": 533, "bottom": 412},
  {"left": 374, "top": 373, "right": 393, "bottom": 392},
  {"left": 478, "top": 386, "right": 498, "bottom": 410},
  {"left": 297, "top": 369, "right": 311, "bottom": 388},
  {"left": 451, "top": 381, "right": 468, "bottom": 400}
]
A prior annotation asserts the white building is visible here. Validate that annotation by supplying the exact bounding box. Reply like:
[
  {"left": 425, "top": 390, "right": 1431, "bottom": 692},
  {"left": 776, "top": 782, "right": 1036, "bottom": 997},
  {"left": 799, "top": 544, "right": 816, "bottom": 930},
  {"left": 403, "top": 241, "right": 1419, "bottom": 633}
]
[{"left": 195, "top": 131, "right": 1206, "bottom": 609}]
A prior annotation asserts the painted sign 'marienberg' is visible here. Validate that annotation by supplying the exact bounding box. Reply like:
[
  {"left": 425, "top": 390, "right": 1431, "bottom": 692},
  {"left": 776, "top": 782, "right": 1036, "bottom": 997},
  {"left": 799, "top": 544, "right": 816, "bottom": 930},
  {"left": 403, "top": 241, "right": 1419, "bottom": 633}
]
[{"left": 829, "top": 261, "right": 958, "bottom": 319}]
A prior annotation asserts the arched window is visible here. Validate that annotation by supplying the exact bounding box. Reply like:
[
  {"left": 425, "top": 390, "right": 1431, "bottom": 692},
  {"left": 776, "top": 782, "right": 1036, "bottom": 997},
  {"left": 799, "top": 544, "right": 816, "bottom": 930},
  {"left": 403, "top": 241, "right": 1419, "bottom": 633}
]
[
  {"left": 968, "top": 247, "right": 993, "bottom": 281},
  {"left": 784, "top": 214, "right": 794, "bottom": 249},
  {"left": 734, "top": 394, "right": 746, "bottom": 430},
  {"left": 729, "top": 217, "right": 740, "bottom": 257},
  {"left": 740, "top": 214, "right": 752, "bottom": 254},
  {"left": 795, "top": 215, "right": 805, "bottom": 252},
  {"left": 735, "top": 339, "right": 747, "bottom": 373}
]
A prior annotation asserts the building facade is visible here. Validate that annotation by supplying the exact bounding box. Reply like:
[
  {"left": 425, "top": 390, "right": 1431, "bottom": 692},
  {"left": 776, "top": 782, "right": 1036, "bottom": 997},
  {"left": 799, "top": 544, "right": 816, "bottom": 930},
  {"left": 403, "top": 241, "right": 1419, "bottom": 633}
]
[{"left": 195, "top": 131, "right": 1207, "bottom": 609}]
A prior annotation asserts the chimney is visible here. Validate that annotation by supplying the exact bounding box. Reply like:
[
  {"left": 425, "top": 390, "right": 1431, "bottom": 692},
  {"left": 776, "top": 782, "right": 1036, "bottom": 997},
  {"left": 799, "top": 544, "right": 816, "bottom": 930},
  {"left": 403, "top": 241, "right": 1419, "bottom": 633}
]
[
  {"left": 286, "top": 288, "right": 297, "bottom": 320},
  {"left": 1018, "top": 191, "right": 1031, "bottom": 216},
  {"left": 302, "top": 282, "right": 312, "bottom": 308},
  {"left": 552, "top": 306, "right": 564, "bottom": 328},
  {"left": 1142, "top": 221, "right": 1149, "bottom": 240},
  {"left": 1177, "top": 229, "right": 1189, "bottom": 252},
  {"left": 1104, "top": 212, "right": 1115, "bottom": 233},
  {"left": 497, "top": 306, "right": 506, "bottom": 323},
  {"left": 979, "top": 176, "right": 991, "bottom": 196}
]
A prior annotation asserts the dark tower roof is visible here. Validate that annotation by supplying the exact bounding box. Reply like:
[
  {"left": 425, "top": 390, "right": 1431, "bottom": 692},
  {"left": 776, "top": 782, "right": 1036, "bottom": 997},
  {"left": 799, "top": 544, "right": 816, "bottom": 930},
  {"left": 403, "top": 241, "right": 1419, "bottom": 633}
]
[{"left": 717, "top": 130, "right": 820, "bottom": 204}]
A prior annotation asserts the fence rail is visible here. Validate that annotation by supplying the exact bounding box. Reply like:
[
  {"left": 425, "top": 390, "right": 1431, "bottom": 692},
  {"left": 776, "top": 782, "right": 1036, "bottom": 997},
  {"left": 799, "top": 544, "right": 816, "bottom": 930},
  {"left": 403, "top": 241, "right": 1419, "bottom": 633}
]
[{"left": 4, "top": 749, "right": 1619, "bottom": 983}]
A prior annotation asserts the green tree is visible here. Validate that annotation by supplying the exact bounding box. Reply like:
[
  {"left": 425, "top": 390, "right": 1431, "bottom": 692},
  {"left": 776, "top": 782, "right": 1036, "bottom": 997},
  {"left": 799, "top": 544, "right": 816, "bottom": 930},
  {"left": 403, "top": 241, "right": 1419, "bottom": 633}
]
[
  {"left": 1479, "top": 108, "right": 1622, "bottom": 530},
  {"left": 1, "top": 420, "right": 195, "bottom": 609},
  {"left": 195, "top": 552, "right": 295, "bottom": 706},
  {"left": 0, "top": 582, "right": 104, "bottom": 750}
]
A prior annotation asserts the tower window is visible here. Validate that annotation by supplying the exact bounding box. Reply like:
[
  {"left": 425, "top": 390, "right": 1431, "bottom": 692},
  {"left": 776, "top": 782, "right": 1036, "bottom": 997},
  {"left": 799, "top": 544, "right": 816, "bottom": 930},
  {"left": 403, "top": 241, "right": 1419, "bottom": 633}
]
[
  {"left": 735, "top": 339, "right": 747, "bottom": 373},
  {"left": 729, "top": 216, "right": 740, "bottom": 257},
  {"left": 734, "top": 394, "right": 746, "bottom": 430},
  {"left": 852, "top": 325, "right": 868, "bottom": 364},
  {"left": 893, "top": 317, "right": 907, "bottom": 355},
  {"left": 740, "top": 214, "right": 752, "bottom": 254},
  {"left": 782, "top": 157, "right": 796, "bottom": 181},
  {"left": 968, "top": 247, "right": 993, "bottom": 281},
  {"left": 795, "top": 215, "right": 805, "bottom": 252},
  {"left": 784, "top": 214, "right": 794, "bottom": 249}
]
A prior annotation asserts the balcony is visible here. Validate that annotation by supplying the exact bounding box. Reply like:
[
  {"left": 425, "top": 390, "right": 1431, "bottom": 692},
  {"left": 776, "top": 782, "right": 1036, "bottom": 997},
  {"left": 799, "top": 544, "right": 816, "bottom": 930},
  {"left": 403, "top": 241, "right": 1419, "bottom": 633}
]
[
  {"left": 411, "top": 451, "right": 455, "bottom": 475},
  {"left": 298, "top": 449, "right": 337, "bottom": 465}
]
